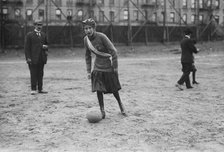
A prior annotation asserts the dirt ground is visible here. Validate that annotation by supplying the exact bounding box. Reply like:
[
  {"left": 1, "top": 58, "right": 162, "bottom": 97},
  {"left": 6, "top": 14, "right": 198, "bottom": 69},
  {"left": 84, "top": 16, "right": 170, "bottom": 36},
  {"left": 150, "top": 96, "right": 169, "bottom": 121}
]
[{"left": 0, "top": 41, "right": 224, "bottom": 152}]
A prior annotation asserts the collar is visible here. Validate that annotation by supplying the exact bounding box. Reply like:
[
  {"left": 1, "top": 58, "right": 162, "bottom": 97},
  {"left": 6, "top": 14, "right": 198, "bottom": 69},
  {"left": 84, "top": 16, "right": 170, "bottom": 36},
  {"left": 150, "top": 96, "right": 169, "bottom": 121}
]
[
  {"left": 34, "top": 29, "right": 41, "bottom": 33},
  {"left": 88, "top": 32, "right": 96, "bottom": 41},
  {"left": 185, "top": 35, "right": 190, "bottom": 39}
]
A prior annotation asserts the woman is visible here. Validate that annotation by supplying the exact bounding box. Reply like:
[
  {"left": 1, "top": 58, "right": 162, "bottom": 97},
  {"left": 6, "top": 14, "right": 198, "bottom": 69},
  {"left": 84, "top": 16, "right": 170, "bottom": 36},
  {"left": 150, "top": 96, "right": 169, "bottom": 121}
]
[{"left": 83, "top": 18, "right": 126, "bottom": 119}]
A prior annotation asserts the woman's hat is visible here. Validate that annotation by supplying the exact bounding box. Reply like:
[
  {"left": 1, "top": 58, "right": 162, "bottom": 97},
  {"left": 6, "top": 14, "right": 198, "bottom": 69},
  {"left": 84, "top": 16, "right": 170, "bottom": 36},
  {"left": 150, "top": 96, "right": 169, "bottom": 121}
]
[{"left": 82, "top": 18, "right": 96, "bottom": 28}]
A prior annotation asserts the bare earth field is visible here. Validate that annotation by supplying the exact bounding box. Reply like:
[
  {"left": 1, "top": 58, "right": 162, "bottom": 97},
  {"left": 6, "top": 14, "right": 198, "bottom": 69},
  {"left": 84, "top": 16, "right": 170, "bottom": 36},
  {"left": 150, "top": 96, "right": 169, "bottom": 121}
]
[{"left": 0, "top": 41, "right": 224, "bottom": 152}]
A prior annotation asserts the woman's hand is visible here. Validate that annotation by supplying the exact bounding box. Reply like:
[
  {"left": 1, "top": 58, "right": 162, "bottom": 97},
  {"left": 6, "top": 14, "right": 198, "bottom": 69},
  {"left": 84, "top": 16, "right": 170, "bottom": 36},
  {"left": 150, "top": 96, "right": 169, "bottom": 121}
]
[{"left": 26, "top": 58, "right": 32, "bottom": 64}]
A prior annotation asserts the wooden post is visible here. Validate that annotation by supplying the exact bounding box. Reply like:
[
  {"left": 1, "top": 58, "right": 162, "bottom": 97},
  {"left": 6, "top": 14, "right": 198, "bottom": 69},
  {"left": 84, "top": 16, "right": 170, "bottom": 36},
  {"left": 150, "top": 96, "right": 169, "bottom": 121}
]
[
  {"left": 145, "top": 25, "right": 148, "bottom": 45},
  {"left": 0, "top": 0, "right": 4, "bottom": 52},
  {"left": 45, "top": 0, "right": 49, "bottom": 40},
  {"left": 69, "top": 21, "right": 73, "bottom": 48},
  {"left": 163, "top": 0, "right": 167, "bottom": 43},
  {"left": 196, "top": 0, "right": 200, "bottom": 41},
  {"left": 110, "top": 24, "right": 114, "bottom": 42},
  {"left": 127, "top": 0, "right": 132, "bottom": 46},
  {"left": 24, "top": 1, "right": 27, "bottom": 49}
]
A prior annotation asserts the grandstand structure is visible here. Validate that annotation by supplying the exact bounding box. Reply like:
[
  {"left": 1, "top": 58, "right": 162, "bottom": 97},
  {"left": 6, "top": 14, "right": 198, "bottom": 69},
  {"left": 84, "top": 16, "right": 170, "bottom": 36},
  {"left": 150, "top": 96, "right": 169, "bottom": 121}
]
[{"left": 1, "top": 0, "right": 224, "bottom": 48}]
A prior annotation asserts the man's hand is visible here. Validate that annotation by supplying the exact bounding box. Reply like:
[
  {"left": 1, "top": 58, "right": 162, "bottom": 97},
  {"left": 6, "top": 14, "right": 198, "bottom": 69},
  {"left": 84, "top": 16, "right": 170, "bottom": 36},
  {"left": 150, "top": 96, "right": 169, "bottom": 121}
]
[
  {"left": 42, "top": 45, "right": 48, "bottom": 49},
  {"left": 113, "top": 68, "right": 118, "bottom": 74},
  {"left": 87, "top": 73, "right": 91, "bottom": 79},
  {"left": 26, "top": 58, "right": 32, "bottom": 64}
]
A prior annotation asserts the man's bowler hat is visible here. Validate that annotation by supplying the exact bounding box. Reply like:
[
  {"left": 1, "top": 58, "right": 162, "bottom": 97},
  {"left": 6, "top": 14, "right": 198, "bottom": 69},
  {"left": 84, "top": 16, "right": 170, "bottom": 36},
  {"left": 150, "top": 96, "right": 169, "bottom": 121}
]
[{"left": 34, "top": 19, "right": 43, "bottom": 25}]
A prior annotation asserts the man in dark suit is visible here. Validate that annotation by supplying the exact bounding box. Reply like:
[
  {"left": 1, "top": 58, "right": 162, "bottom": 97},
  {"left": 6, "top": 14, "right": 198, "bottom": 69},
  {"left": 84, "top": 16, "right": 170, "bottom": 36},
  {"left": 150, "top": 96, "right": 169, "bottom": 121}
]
[
  {"left": 25, "top": 19, "right": 48, "bottom": 95},
  {"left": 175, "top": 28, "right": 199, "bottom": 90}
]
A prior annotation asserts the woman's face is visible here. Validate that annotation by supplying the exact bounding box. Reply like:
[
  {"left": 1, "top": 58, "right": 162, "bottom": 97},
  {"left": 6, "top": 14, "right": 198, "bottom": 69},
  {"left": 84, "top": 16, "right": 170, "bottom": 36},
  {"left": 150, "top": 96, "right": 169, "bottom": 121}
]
[{"left": 84, "top": 25, "right": 94, "bottom": 37}]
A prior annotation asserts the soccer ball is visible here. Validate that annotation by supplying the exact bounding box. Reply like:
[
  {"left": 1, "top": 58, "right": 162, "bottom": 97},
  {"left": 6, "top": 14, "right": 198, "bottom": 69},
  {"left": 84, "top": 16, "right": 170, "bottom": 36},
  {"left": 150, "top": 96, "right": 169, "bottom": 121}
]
[{"left": 86, "top": 110, "right": 102, "bottom": 123}]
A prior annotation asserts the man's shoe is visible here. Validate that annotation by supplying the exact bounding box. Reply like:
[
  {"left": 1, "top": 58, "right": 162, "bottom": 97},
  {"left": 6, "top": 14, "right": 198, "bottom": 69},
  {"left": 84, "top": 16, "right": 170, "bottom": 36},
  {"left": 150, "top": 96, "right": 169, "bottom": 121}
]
[
  {"left": 175, "top": 83, "right": 184, "bottom": 90},
  {"left": 38, "top": 90, "right": 48, "bottom": 94},
  {"left": 31, "top": 90, "right": 37, "bottom": 95},
  {"left": 187, "top": 86, "right": 193, "bottom": 89},
  {"left": 193, "top": 81, "right": 199, "bottom": 84}
]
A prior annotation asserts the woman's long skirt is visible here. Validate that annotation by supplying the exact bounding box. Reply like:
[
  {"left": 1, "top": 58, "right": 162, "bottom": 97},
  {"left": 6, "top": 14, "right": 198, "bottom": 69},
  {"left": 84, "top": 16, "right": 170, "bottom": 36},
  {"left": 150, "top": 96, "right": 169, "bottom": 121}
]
[{"left": 91, "top": 70, "right": 121, "bottom": 94}]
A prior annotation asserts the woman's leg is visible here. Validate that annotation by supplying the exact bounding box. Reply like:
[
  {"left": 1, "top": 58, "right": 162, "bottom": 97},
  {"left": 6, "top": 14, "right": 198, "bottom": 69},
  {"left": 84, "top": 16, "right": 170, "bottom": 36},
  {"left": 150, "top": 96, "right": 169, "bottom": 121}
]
[
  {"left": 113, "top": 91, "right": 126, "bottom": 116},
  {"left": 97, "top": 91, "right": 105, "bottom": 119},
  {"left": 192, "top": 69, "right": 199, "bottom": 84},
  {"left": 192, "top": 64, "right": 199, "bottom": 84}
]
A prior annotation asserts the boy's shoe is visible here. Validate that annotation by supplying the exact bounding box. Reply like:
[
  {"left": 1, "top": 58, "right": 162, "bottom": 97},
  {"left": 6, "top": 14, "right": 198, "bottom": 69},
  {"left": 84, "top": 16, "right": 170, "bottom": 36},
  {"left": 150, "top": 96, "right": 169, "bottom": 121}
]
[
  {"left": 193, "top": 81, "right": 199, "bottom": 84},
  {"left": 175, "top": 83, "right": 184, "bottom": 90},
  {"left": 31, "top": 90, "right": 37, "bottom": 95}
]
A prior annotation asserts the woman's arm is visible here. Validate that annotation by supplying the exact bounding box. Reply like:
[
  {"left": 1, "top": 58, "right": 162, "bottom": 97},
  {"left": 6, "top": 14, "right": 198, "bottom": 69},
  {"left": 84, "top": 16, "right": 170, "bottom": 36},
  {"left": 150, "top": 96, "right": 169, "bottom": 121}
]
[{"left": 101, "top": 33, "right": 118, "bottom": 70}]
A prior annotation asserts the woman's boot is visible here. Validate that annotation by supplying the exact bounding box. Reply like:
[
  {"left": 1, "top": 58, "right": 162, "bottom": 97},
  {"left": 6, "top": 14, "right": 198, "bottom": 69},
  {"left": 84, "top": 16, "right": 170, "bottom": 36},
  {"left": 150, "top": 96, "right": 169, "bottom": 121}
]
[{"left": 97, "top": 91, "right": 106, "bottom": 119}]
